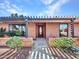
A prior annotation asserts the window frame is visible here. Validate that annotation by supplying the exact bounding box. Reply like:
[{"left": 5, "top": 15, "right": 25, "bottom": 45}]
[
  {"left": 9, "top": 24, "right": 26, "bottom": 36},
  {"left": 59, "top": 23, "right": 69, "bottom": 37}
]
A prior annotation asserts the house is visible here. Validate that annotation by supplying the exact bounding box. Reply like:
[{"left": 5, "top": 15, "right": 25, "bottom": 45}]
[{"left": 0, "top": 15, "right": 79, "bottom": 39}]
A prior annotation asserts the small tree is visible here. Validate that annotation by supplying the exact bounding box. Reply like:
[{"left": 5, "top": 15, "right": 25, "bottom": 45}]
[{"left": 6, "top": 36, "right": 24, "bottom": 51}]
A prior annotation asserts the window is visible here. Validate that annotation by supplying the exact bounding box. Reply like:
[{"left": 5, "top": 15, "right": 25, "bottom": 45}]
[
  {"left": 9, "top": 24, "right": 26, "bottom": 36},
  {"left": 59, "top": 24, "right": 68, "bottom": 37},
  {"left": 39, "top": 26, "right": 42, "bottom": 35}
]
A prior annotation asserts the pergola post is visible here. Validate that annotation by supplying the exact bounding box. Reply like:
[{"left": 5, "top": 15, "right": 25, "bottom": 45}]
[
  {"left": 25, "top": 19, "right": 28, "bottom": 37},
  {"left": 70, "top": 19, "right": 74, "bottom": 37}
]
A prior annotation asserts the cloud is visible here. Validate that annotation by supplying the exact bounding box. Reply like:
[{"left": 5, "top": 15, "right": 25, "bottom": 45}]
[
  {"left": 41, "top": 0, "right": 54, "bottom": 5},
  {"left": 0, "top": 0, "right": 70, "bottom": 16},
  {"left": 39, "top": 0, "right": 69, "bottom": 16},
  {"left": 0, "top": 0, "right": 28, "bottom": 16}
]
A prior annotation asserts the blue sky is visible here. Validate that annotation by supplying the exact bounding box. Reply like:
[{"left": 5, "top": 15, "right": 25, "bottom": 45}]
[{"left": 0, "top": 0, "right": 79, "bottom": 16}]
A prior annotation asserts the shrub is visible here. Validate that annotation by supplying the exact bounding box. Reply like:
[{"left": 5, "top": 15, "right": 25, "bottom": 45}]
[
  {"left": 51, "top": 37, "right": 74, "bottom": 48},
  {"left": 50, "top": 37, "right": 74, "bottom": 52},
  {"left": 6, "top": 36, "right": 24, "bottom": 51}
]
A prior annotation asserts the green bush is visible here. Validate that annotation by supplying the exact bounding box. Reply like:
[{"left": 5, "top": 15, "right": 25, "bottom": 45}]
[
  {"left": 52, "top": 37, "right": 74, "bottom": 48},
  {"left": 6, "top": 36, "right": 24, "bottom": 50}
]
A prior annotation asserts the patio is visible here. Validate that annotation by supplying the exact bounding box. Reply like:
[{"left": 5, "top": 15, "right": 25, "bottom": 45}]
[
  {"left": 0, "top": 47, "right": 77, "bottom": 59},
  {"left": 0, "top": 38, "right": 78, "bottom": 59}
]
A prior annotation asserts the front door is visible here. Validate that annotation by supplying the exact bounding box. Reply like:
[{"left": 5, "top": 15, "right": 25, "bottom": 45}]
[
  {"left": 36, "top": 23, "right": 46, "bottom": 38},
  {"left": 38, "top": 25, "right": 43, "bottom": 37}
]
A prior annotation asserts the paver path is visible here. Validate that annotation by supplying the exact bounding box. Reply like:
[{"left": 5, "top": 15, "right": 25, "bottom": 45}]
[{"left": 33, "top": 38, "right": 48, "bottom": 50}]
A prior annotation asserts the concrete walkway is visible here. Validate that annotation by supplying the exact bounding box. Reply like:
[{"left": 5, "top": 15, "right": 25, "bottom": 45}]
[{"left": 33, "top": 38, "right": 48, "bottom": 50}]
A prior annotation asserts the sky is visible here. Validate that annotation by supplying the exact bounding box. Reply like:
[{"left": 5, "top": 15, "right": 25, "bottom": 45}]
[{"left": 0, "top": 0, "right": 79, "bottom": 16}]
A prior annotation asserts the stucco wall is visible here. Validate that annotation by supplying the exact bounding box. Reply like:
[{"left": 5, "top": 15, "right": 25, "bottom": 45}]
[
  {"left": 46, "top": 23, "right": 59, "bottom": 38},
  {"left": 28, "top": 22, "right": 36, "bottom": 38},
  {"left": 74, "top": 23, "right": 79, "bottom": 37}
]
